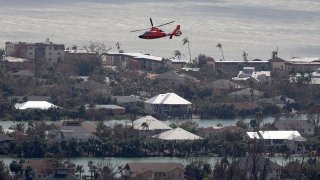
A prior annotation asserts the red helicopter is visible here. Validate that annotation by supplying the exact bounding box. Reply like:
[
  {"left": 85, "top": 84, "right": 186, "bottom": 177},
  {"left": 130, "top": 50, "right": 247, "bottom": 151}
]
[{"left": 131, "top": 18, "right": 182, "bottom": 39}]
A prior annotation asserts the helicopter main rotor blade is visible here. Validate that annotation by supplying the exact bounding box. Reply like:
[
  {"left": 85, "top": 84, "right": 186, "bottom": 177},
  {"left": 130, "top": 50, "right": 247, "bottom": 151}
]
[
  {"left": 156, "top": 21, "right": 175, "bottom": 27},
  {"left": 150, "top": 18, "right": 153, "bottom": 27},
  {"left": 131, "top": 28, "right": 149, "bottom": 32}
]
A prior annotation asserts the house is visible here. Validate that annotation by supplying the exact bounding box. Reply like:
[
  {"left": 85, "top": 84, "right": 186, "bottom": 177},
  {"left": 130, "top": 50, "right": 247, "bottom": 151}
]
[
  {"left": 45, "top": 121, "right": 98, "bottom": 142},
  {"left": 11, "top": 69, "right": 34, "bottom": 77},
  {"left": 74, "top": 79, "right": 111, "bottom": 95},
  {"left": 153, "top": 127, "right": 203, "bottom": 140},
  {"left": 85, "top": 104, "right": 125, "bottom": 115},
  {"left": 228, "top": 88, "right": 264, "bottom": 101},
  {"left": 133, "top": 115, "right": 172, "bottom": 136},
  {"left": 5, "top": 39, "right": 65, "bottom": 64},
  {"left": 246, "top": 130, "right": 305, "bottom": 152},
  {"left": 22, "top": 159, "right": 55, "bottom": 178},
  {"left": 204, "top": 79, "right": 244, "bottom": 94},
  {"left": 232, "top": 67, "right": 271, "bottom": 83},
  {"left": 2, "top": 56, "right": 34, "bottom": 72},
  {"left": 197, "top": 126, "right": 246, "bottom": 139},
  {"left": 14, "top": 101, "right": 58, "bottom": 110},
  {"left": 42, "top": 168, "right": 80, "bottom": 180},
  {"left": 11, "top": 96, "right": 51, "bottom": 103},
  {"left": 154, "top": 70, "right": 200, "bottom": 85},
  {"left": 122, "top": 162, "right": 185, "bottom": 180},
  {"left": 0, "top": 133, "right": 14, "bottom": 153},
  {"left": 112, "top": 95, "right": 143, "bottom": 106},
  {"left": 144, "top": 93, "right": 192, "bottom": 116},
  {"left": 231, "top": 156, "right": 282, "bottom": 180},
  {"left": 259, "top": 96, "right": 295, "bottom": 109},
  {"left": 274, "top": 120, "right": 315, "bottom": 135}
]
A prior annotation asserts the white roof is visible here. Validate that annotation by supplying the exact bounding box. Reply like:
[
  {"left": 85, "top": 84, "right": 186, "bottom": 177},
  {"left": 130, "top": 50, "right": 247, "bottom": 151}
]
[
  {"left": 107, "top": 52, "right": 187, "bottom": 63},
  {"left": 153, "top": 127, "right": 203, "bottom": 140},
  {"left": 233, "top": 70, "right": 270, "bottom": 82},
  {"left": 288, "top": 57, "right": 320, "bottom": 63},
  {"left": 133, "top": 116, "right": 172, "bottom": 130},
  {"left": 145, "top": 93, "right": 191, "bottom": 105},
  {"left": 247, "top": 131, "right": 305, "bottom": 141},
  {"left": 4, "top": 56, "right": 30, "bottom": 63},
  {"left": 14, "top": 101, "right": 58, "bottom": 110}
]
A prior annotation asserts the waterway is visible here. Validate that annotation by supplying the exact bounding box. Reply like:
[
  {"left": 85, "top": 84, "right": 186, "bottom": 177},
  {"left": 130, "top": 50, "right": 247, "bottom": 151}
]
[
  {"left": 0, "top": 113, "right": 307, "bottom": 130},
  {"left": 0, "top": 156, "right": 305, "bottom": 176}
]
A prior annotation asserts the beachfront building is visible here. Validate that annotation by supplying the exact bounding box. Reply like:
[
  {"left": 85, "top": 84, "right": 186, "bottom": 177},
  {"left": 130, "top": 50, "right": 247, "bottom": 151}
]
[
  {"left": 104, "top": 52, "right": 188, "bottom": 72},
  {"left": 5, "top": 38, "right": 65, "bottom": 64},
  {"left": 285, "top": 57, "right": 320, "bottom": 72},
  {"left": 153, "top": 127, "right": 203, "bottom": 141},
  {"left": 144, "top": 93, "right": 192, "bottom": 117}
]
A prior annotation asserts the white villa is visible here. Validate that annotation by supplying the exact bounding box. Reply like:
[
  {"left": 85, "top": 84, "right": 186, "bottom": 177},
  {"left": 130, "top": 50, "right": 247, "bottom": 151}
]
[{"left": 144, "top": 93, "right": 192, "bottom": 116}]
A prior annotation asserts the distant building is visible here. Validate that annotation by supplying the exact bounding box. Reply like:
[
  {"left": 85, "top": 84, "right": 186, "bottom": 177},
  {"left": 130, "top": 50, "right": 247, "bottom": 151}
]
[
  {"left": 122, "top": 162, "right": 185, "bottom": 180},
  {"left": 104, "top": 52, "right": 188, "bottom": 72},
  {"left": 154, "top": 70, "right": 200, "bottom": 85},
  {"left": 45, "top": 121, "right": 98, "bottom": 142},
  {"left": 233, "top": 67, "right": 271, "bottom": 83},
  {"left": 197, "top": 126, "right": 246, "bottom": 139},
  {"left": 0, "top": 134, "right": 14, "bottom": 153},
  {"left": 247, "top": 130, "right": 306, "bottom": 152},
  {"left": 85, "top": 104, "right": 126, "bottom": 115},
  {"left": 228, "top": 88, "right": 264, "bottom": 101},
  {"left": 274, "top": 120, "right": 315, "bottom": 135},
  {"left": 268, "top": 56, "right": 286, "bottom": 70},
  {"left": 64, "top": 49, "right": 97, "bottom": 63},
  {"left": 112, "top": 95, "right": 143, "bottom": 106},
  {"left": 285, "top": 57, "right": 320, "bottom": 72},
  {"left": 5, "top": 39, "right": 65, "bottom": 64}
]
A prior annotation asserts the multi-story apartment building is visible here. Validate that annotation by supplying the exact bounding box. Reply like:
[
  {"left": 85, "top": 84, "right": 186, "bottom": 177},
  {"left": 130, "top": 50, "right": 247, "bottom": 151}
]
[{"left": 5, "top": 39, "right": 65, "bottom": 64}]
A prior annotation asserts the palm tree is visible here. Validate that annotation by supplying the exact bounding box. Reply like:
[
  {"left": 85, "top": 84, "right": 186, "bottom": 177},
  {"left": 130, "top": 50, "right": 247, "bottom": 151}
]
[
  {"left": 216, "top": 43, "right": 225, "bottom": 61},
  {"left": 182, "top": 37, "right": 192, "bottom": 63},
  {"left": 173, "top": 50, "right": 183, "bottom": 60},
  {"left": 242, "top": 51, "right": 248, "bottom": 62},
  {"left": 76, "top": 165, "right": 85, "bottom": 178}
]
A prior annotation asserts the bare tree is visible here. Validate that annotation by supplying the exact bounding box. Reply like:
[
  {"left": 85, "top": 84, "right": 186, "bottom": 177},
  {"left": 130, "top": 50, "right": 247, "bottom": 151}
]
[{"left": 83, "top": 42, "right": 112, "bottom": 65}]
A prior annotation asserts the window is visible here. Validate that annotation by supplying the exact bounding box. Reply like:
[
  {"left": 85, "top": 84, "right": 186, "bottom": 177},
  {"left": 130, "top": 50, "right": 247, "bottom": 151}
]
[
  {"left": 29, "top": 52, "right": 33, "bottom": 56},
  {"left": 49, "top": 47, "right": 52, "bottom": 50},
  {"left": 49, "top": 52, "right": 52, "bottom": 55}
]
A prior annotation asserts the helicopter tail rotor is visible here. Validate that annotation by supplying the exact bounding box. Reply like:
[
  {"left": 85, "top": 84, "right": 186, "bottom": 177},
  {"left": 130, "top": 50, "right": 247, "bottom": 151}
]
[{"left": 169, "top": 25, "right": 182, "bottom": 39}]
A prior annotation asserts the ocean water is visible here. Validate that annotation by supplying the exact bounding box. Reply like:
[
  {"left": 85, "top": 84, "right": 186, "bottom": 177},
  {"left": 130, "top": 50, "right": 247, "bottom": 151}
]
[{"left": 1, "top": 0, "right": 320, "bottom": 60}]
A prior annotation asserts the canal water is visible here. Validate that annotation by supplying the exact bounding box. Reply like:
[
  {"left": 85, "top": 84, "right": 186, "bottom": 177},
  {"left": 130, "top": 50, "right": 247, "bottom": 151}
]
[
  {"left": 0, "top": 156, "right": 304, "bottom": 176},
  {"left": 0, "top": 113, "right": 307, "bottom": 130}
]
